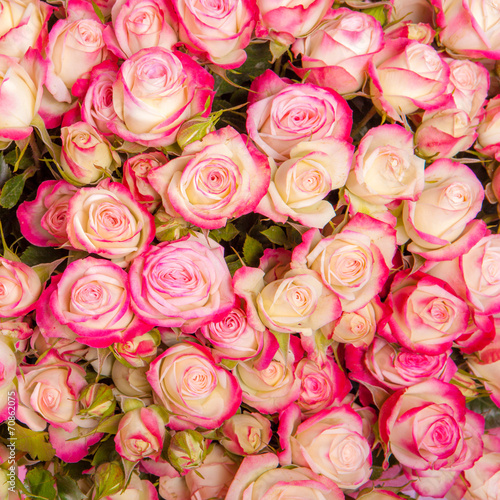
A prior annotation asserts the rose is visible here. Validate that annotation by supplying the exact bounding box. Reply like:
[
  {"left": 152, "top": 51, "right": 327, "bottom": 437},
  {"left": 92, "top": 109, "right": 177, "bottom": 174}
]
[
  {"left": 291, "top": 8, "right": 384, "bottom": 95},
  {"left": 146, "top": 342, "right": 241, "bottom": 430},
  {"left": 0, "top": 257, "right": 42, "bottom": 318},
  {"left": 17, "top": 180, "right": 77, "bottom": 247},
  {"left": 173, "top": 0, "right": 256, "bottom": 69},
  {"left": 292, "top": 214, "right": 397, "bottom": 312},
  {"left": 279, "top": 404, "right": 372, "bottom": 490},
  {"left": 364, "top": 337, "right": 457, "bottom": 391},
  {"left": 46, "top": 257, "right": 151, "bottom": 348},
  {"left": 48, "top": 425, "right": 104, "bottom": 464},
  {"left": 148, "top": 126, "right": 271, "bottom": 230},
  {"left": 384, "top": 270, "right": 470, "bottom": 355},
  {"left": 81, "top": 61, "right": 119, "bottom": 137},
  {"left": 233, "top": 266, "right": 342, "bottom": 336},
  {"left": 357, "top": 490, "right": 403, "bottom": 500},
  {"left": 345, "top": 124, "right": 425, "bottom": 210},
  {"left": 476, "top": 97, "right": 500, "bottom": 159},
  {"left": 256, "top": 138, "right": 354, "bottom": 228},
  {"left": 246, "top": 69, "right": 353, "bottom": 161},
  {"left": 0, "top": 0, "right": 51, "bottom": 59},
  {"left": 122, "top": 151, "right": 167, "bottom": 213},
  {"left": 115, "top": 406, "right": 166, "bottom": 462},
  {"left": 402, "top": 159, "right": 485, "bottom": 258},
  {"left": 369, "top": 38, "right": 450, "bottom": 122},
  {"left": 130, "top": 234, "right": 235, "bottom": 332},
  {"left": 378, "top": 380, "right": 484, "bottom": 498},
  {"left": 112, "top": 330, "right": 160, "bottom": 368},
  {"left": 432, "top": 0, "right": 500, "bottom": 59},
  {"left": 66, "top": 179, "right": 155, "bottom": 266},
  {"left": 16, "top": 351, "right": 87, "bottom": 432},
  {"left": 168, "top": 429, "right": 207, "bottom": 472},
  {"left": 198, "top": 305, "right": 274, "bottom": 362},
  {"left": 111, "top": 362, "right": 152, "bottom": 401},
  {"left": 295, "top": 356, "right": 351, "bottom": 416},
  {"left": 255, "top": 0, "right": 333, "bottom": 44},
  {"left": 0, "top": 49, "right": 45, "bottom": 147},
  {"left": 60, "top": 122, "right": 121, "bottom": 186},
  {"left": 415, "top": 108, "right": 478, "bottom": 160},
  {"left": 226, "top": 453, "right": 343, "bottom": 500},
  {"left": 385, "top": 22, "right": 435, "bottom": 45},
  {"left": 0, "top": 338, "right": 16, "bottom": 423},
  {"left": 108, "top": 47, "right": 215, "bottom": 148},
  {"left": 219, "top": 412, "right": 272, "bottom": 455},
  {"left": 232, "top": 346, "right": 301, "bottom": 414},
  {"left": 44, "top": 0, "right": 110, "bottom": 107},
  {"left": 445, "top": 58, "right": 489, "bottom": 120},
  {"left": 104, "top": 0, "right": 178, "bottom": 59}
]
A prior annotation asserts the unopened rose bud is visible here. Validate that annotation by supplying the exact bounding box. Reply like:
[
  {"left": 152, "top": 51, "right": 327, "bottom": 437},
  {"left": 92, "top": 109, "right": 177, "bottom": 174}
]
[
  {"left": 176, "top": 115, "right": 217, "bottom": 150},
  {"left": 112, "top": 329, "right": 160, "bottom": 368},
  {"left": 167, "top": 430, "right": 207, "bottom": 473},
  {"left": 154, "top": 209, "right": 191, "bottom": 242},
  {"left": 94, "top": 462, "right": 124, "bottom": 499},
  {"left": 80, "top": 383, "right": 116, "bottom": 418}
]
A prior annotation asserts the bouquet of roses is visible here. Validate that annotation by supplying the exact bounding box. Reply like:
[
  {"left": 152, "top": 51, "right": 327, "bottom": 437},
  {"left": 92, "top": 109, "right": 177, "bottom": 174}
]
[{"left": 1, "top": 0, "right": 500, "bottom": 499}]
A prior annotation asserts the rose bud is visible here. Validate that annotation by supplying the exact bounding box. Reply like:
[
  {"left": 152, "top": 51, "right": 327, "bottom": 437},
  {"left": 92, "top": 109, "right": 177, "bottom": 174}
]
[
  {"left": 154, "top": 209, "right": 192, "bottom": 242},
  {"left": 60, "top": 122, "right": 121, "bottom": 186},
  {"left": 94, "top": 462, "right": 125, "bottom": 500},
  {"left": 114, "top": 406, "right": 166, "bottom": 462},
  {"left": 167, "top": 429, "right": 207, "bottom": 472},
  {"left": 219, "top": 412, "right": 272, "bottom": 456},
  {"left": 176, "top": 116, "right": 217, "bottom": 149},
  {"left": 99, "top": 474, "right": 158, "bottom": 500},
  {"left": 112, "top": 329, "right": 160, "bottom": 368},
  {"left": 79, "top": 383, "right": 116, "bottom": 419}
]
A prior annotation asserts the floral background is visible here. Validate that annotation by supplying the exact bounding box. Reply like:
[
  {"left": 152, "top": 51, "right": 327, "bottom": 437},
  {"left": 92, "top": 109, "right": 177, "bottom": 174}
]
[{"left": 1, "top": 0, "right": 500, "bottom": 499}]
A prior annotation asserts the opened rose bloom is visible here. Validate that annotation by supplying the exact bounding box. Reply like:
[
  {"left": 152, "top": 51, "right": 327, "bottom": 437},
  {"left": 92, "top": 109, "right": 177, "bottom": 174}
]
[{"left": 146, "top": 342, "right": 241, "bottom": 430}]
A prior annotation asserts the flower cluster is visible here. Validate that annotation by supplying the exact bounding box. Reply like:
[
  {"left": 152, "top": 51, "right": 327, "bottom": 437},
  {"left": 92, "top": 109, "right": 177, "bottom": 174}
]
[{"left": 2, "top": 1, "right": 500, "bottom": 500}]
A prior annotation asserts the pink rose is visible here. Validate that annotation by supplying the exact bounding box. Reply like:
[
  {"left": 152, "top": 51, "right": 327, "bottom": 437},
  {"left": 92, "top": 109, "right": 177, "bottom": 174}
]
[
  {"left": 219, "top": 412, "right": 272, "bottom": 455},
  {"left": 81, "top": 61, "right": 119, "bottom": 137},
  {"left": 279, "top": 404, "right": 372, "bottom": 490},
  {"left": 0, "top": 338, "right": 16, "bottom": 423},
  {"left": 227, "top": 453, "right": 343, "bottom": 499},
  {"left": 295, "top": 356, "right": 351, "bottom": 416},
  {"left": 379, "top": 380, "right": 484, "bottom": 497},
  {"left": 256, "top": 0, "right": 333, "bottom": 44},
  {"left": 173, "top": 0, "right": 256, "bottom": 69},
  {"left": 369, "top": 38, "right": 450, "bottom": 122},
  {"left": 112, "top": 330, "right": 160, "bottom": 368},
  {"left": 476, "top": 96, "right": 500, "bottom": 159},
  {"left": 129, "top": 234, "right": 235, "bottom": 332},
  {"left": 292, "top": 214, "right": 397, "bottom": 312},
  {"left": 247, "top": 70, "right": 352, "bottom": 161},
  {"left": 345, "top": 124, "right": 425, "bottom": 210},
  {"left": 256, "top": 138, "right": 354, "bottom": 228},
  {"left": 104, "top": 0, "right": 178, "bottom": 59},
  {"left": 383, "top": 270, "right": 470, "bottom": 355},
  {"left": 108, "top": 47, "right": 214, "bottom": 148},
  {"left": 17, "top": 180, "right": 77, "bottom": 247},
  {"left": 0, "top": 257, "right": 42, "bottom": 318},
  {"left": 46, "top": 257, "right": 151, "bottom": 348},
  {"left": 415, "top": 108, "right": 478, "bottom": 160},
  {"left": 16, "top": 351, "right": 87, "bottom": 432},
  {"left": 60, "top": 121, "right": 121, "bottom": 186},
  {"left": 147, "top": 342, "right": 241, "bottom": 430},
  {"left": 148, "top": 126, "right": 270, "bottom": 230},
  {"left": 44, "top": 0, "right": 110, "bottom": 107},
  {"left": 115, "top": 406, "right": 166, "bottom": 462},
  {"left": 0, "top": 49, "right": 46, "bottom": 146},
  {"left": 292, "top": 8, "right": 384, "bottom": 95},
  {"left": 402, "top": 159, "right": 484, "bottom": 259},
  {"left": 0, "top": 0, "right": 51, "bottom": 58},
  {"left": 66, "top": 179, "right": 155, "bottom": 266},
  {"left": 432, "top": 0, "right": 500, "bottom": 59},
  {"left": 122, "top": 151, "right": 167, "bottom": 213},
  {"left": 385, "top": 22, "right": 436, "bottom": 45}
]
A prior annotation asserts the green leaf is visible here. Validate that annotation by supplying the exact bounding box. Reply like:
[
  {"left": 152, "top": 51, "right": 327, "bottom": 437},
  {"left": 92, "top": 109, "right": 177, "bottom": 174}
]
[
  {"left": 210, "top": 222, "right": 238, "bottom": 243},
  {"left": 26, "top": 468, "right": 57, "bottom": 500},
  {"left": 0, "top": 174, "right": 24, "bottom": 208},
  {"left": 364, "top": 6, "right": 387, "bottom": 25},
  {"left": 55, "top": 475, "right": 85, "bottom": 500},
  {"left": 91, "top": 0, "right": 106, "bottom": 23},
  {"left": 243, "top": 234, "right": 263, "bottom": 267},
  {"left": 0, "top": 154, "right": 10, "bottom": 187},
  {"left": 31, "top": 114, "right": 61, "bottom": 164},
  {"left": 14, "top": 424, "right": 56, "bottom": 461},
  {"left": 92, "top": 438, "right": 120, "bottom": 468},
  {"left": 95, "top": 413, "right": 123, "bottom": 434},
  {"left": 20, "top": 245, "right": 67, "bottom": 267},
  {"left": 33, "top": 257, "right": 67, "bottom": 283},
  {"left": 261, "top": 226, "right": 287, "bottom": 246}
]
